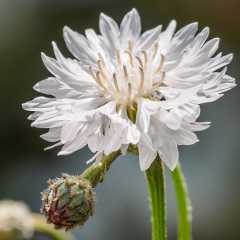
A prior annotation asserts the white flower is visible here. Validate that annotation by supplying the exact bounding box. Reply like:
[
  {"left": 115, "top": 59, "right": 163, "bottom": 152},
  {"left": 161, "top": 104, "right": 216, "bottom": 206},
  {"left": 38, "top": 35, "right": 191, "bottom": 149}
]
[
  {"left": 23, "top": 9, "right": 236, "bottom": 171},
  {"left": 0, "top": 200, "right": 34, "bottom": 239}
]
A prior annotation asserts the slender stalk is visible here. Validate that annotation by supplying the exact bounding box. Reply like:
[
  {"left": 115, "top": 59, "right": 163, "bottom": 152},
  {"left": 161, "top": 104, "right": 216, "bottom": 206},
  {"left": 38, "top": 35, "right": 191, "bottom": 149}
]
[
  {"left": 32, "top": 214, "right": 73, "bottom": 240},
  {"left": 171, "top": 164, "right": 192, "bottom": 240},
  {"left": 145, "top": 156, "right": 167, "bottom": 240},
  {"left": 82, "top": 150, "right": 121, "bottom": 187}
]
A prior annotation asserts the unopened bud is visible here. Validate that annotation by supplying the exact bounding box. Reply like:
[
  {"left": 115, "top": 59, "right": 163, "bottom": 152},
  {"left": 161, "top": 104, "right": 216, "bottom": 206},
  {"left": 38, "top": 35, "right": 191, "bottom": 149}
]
[{"left": 41, "top": 174, "right": 95, "bottom": 230}]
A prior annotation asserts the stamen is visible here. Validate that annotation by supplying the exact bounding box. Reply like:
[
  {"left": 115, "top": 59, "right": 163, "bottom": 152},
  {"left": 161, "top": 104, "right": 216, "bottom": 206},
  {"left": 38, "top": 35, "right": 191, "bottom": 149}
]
[
  {"left": 136, "top": 56, "right": 144, "bottom": 68},
  {"left": 125, "top": 50, "right": 133, "bottom": 66},
  {"left": 89, "top": 66, "right": 96, "bottom": 80},
  {"left": 128, "top": 40, "right": 133, "bottom": 52},
  {"left": 116, "top": 50, "right": 121, "bottom": 66},
  {"left": 97, "top": 53, "right": 105, "bottom": 64},
  {"left": 152, "top": 72, "right": 166, "bottom": 89},
  {"left": 141, "top": 51, "right": 148, "bottom": 68},
  {"left": 127, "top": 82, "right": 132, "bottom": 101},
  {"left": 139, "top": 67, "right": 145, "bottom": 93},
  {"left": 160, "top": 71, "right": 166, "bottom": 83},
  {"left": 97, "top": 60, "right": 108, "bottom": 80},
  {"left": 97, "top": 59, "right": 102, "bottom": 70},
  {"left": 152, "top": 43, "right": 159, "bottom": 60},
  {"left": 96, "top": 72, "right": 107, "bottom": 90},
  {"left": 91, "top": 45, "right": 165, "bottom": 107},
  {"left": 113, "top": 73, "right": 120, "bottom": 93},
  {"left": 123, "top": 65, "right": 129, "bottom": 82},
  {"left": 155, "top": 54, "right": 165, "bottom": 73}
]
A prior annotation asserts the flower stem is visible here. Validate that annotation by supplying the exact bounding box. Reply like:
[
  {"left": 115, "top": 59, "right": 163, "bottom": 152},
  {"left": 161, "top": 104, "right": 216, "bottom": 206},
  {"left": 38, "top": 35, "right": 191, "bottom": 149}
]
[
  {"left": 171, "top": 164, "right": 192, "bottom": 240},
  {"left": 32, "top": 214, "right": 74, "bottom": 240},
  {"left": 81, "top": 150, "right": 121, "bottom": 187},
  {"left": 145, "top": 156, "right": 167, "bottom": 240}
]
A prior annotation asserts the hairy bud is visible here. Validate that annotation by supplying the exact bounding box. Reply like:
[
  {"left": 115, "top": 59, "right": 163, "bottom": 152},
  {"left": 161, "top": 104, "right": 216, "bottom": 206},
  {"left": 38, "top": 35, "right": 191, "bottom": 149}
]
[{"left": 41, "top": 174, "right": 95, "bottom": 230}]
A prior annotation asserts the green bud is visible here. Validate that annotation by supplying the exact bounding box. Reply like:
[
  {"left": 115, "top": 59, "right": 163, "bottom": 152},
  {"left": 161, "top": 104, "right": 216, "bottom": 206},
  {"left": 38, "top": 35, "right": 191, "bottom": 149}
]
[{"left": 41, "top": 174, "right": 95, "bottom": 230}]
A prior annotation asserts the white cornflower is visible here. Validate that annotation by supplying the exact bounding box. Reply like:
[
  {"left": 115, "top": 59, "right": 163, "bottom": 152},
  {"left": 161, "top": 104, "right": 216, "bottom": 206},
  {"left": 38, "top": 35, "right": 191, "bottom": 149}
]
[
  {"left": 23, "top": 9, "right": 236, "bottom": 171},
  {"left": 0, "top": 200, "right": 34, "bottom": 239}
]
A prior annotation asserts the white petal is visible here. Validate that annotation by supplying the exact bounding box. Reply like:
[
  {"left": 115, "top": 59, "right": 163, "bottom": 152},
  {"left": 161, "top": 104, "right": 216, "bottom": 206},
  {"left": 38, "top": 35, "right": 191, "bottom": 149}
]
[
  {"left": 158, "top": 138, "right": 178, "bottom": 171},
  {"left": 27, "top": 112, "right": 41, "bottom": 121},
  {"left": 174, "top": 104, "right": 200, "bottom": 122},
  {"left": 174, "top": 129, "right": 199, "bottom": 145},
  {"left": 207, "top": 53, "right": 233, "bottom": 72},
  {"left": 159, "top": 85, "right": 202, "bottom": 109},
  {"left": 189, "top": 27, "right": 209, "bottom": 53},
  {"left": 72, "top": 97, "right": 107, "bottom": 111},
  {"left": 44, "top": 142, "right": 62, "bottom": 151},
  {"left": 40, "top": 128, "right": 61, "bottom": 142},
  {"left": 159, "top": 20, "right": 177, "bottom": 52},
  {"left": 99, "top": 13, "right": 120, "bottom": 51},
  {"left": 61, "top": 122, "right": 81, "bottom": 144},
  {"left": 136, "top": 25, "right": 162, "bottom": 50},
  {"left": 85, "top": 29, "right": 110, "bottom": 61},
  {"left": 58, "top": 138, "right": 85, "bottom": 155},
  {"left": 174, "top": 22, "right": 198, "bottom": 41},
  {"left": 126, "top": 124, "right": 140, "bottom": 144},
  {"left": 58, "top": 125, "right": 90, "bottom": 155},
  {"left": 33, "top": 77, "right": 70, "bottom": 98},
  {"left": 104, "top": 133, "right": 123, "bottom": 154},
  {"left": 120, "top": 8, "right": 141, "bottom": 44},
  {"left": 22, "top": 96, "right": 50, "bottom": 111},
  {"left": 159, "top": 109, "right": 182, "bottom": 130},
  {"left": 136, "top": 99, "right": 160, "bottom": 133},
  {"left": 52, "top": 41, "right": 68, "bottom": 66},
  {"left": 88, "top": 131, "right": 104, "bottom": 153},
  {"left": 200, "top": 38, "right": 220, "bottom": 57},
  {"left": 86, "top": 152, "right": 103, "bottom": 164},
  {"left": 136, "top": 100, "right": 150, "bottom": 133},
  {"left": 41, "top": 53, "right": 95, "bottom": 93},
  {"left": 138, "top": 142, "right": 157, "bottom": 171},
  {"left": 63, "top": 26, "right": 97, "bottom": 64},
  {"left": 184, "top": 122, "right": 211, "bottom": 131},
  {"left": 41, "top": 52, "right": 63, "bottom": 77}
]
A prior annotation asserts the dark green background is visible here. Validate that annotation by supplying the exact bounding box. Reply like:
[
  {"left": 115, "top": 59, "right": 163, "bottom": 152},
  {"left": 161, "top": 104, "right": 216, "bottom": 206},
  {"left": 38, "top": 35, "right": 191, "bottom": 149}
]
[{"left": 1, "top": 0, "right": 240, "bottom": 239}]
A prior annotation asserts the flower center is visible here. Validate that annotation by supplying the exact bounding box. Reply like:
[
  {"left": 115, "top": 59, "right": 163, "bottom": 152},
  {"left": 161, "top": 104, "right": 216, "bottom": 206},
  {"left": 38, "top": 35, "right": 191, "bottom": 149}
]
[{"left": 89, "top": 41, "right": 165, "bottom": 108}]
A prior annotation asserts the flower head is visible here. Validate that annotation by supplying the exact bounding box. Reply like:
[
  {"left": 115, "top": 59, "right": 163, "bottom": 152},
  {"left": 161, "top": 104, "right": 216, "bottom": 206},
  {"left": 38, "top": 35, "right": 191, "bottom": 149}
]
[
  {"left": 41, "top": 174, "right": 95, "bottom": 230},
  {"left": 0, "top": 200, "right": 34, "bottom": 239},
  {"left": 23, "top": 9, "right": 236, "bottom": 171}
]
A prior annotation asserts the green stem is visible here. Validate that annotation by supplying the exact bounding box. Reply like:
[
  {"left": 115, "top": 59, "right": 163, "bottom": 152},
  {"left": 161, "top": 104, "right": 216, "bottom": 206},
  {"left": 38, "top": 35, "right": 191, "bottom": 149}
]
[
  {"left": 82, "top": 150, "right": 121, "bottom": 187},
  {"left": 171, "top": 164, "right": 192, "bottom": 240},
  {"left": 32, "top": 214, "right": 73, "bottom": 240},
  {"left": 145, "top": 156, "right": 167, "bottom": 240}
]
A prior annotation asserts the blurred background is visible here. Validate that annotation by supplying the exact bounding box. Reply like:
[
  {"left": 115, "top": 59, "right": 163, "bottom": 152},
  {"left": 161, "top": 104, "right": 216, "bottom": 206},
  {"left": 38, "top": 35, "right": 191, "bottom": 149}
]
[{"left": 0, "top": 0, "right": 239, "bottom": 239}]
